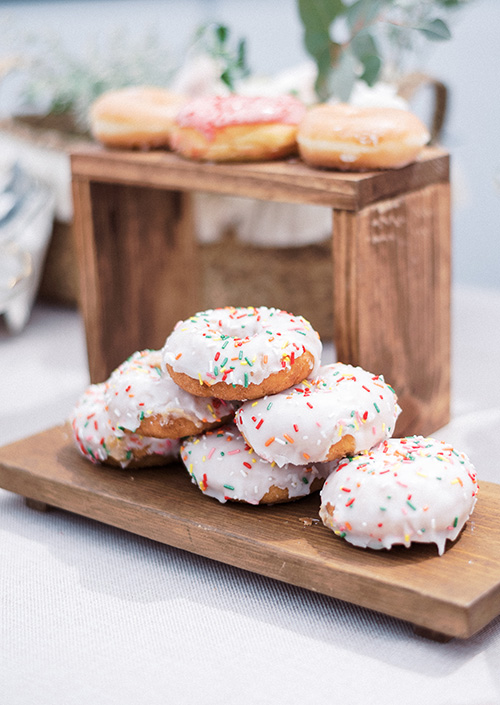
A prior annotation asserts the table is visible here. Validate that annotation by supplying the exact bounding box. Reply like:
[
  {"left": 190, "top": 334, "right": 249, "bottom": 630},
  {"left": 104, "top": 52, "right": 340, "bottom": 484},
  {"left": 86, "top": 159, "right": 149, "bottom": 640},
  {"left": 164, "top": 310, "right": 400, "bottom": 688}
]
[
  {"left": 1, "top": 287, "right": 499, "bottom": 704},
  {"left": 70, "top": 146, "right": 451, "bottom": 439}
]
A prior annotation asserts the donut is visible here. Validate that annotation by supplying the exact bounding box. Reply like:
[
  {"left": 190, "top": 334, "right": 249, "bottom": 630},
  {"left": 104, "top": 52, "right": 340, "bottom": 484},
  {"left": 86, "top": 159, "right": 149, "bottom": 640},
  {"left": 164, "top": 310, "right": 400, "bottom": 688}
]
[
  {"left": 319, "top": 436, "right": 479, "bottom": 555},
  {"left": 235, "top": 362, "right": 401, "bottom": 467},
  {"left": 89, "top": 86, "right": 186, "bottom": 149},
  {"left": 169, "top": 94, "right": 306, "bottom": 162},
  {"left": 162, "top": 306, "right": 322, "bottom": 401},
  {"left": 297, "top": 103, "right": 430, "bottom": 171},
  {"left": 180, "top": 423, "right": 335, "bottom": 504},
  {"left": 70, "top": 382, "right": 180, "bottom": 468},
  {"left": 105, "top": 349, "right": 236, "bottom": 438}
]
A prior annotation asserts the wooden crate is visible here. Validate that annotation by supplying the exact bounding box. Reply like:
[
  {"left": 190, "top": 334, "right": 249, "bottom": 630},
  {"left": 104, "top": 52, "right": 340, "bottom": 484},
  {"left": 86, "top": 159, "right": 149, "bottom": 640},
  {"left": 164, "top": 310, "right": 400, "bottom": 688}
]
[{"left": 70, "top": 146, "right": 451, "bottom": 438}]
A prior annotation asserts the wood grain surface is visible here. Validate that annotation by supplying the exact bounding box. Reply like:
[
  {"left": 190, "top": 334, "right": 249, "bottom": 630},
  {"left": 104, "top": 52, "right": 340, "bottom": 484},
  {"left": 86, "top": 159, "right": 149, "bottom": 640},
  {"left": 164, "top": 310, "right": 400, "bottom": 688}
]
[
  {"left": 71, "top": 146, "right": 449, "bottom": 211},
  {"left": 1, "top": 425, "right": 498, "bottom": 641}
]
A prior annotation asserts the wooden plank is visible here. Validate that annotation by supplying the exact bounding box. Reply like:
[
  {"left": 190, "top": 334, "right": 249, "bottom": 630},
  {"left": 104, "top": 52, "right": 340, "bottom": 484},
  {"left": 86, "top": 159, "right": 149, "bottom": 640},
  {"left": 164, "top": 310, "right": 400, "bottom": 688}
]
[
  {"left": 70, "top": 146, "right": 449, "bottom": 211},
  {"left": 332, "top": 182, "right": 451, "bottom": 437},
  {"left": 71, "top": 177, "right": 200, "bottom": 383},
  {"left": 1, "top": 425, "right": 499, "bottom": 640}
]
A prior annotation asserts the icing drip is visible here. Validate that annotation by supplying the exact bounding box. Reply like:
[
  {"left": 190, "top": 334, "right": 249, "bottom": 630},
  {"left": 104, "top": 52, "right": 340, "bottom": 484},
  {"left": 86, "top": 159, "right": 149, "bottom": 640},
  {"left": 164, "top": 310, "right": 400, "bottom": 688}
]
[
  {"left": 181, "top": 423, "right": 335, "bottom": 504},
  {"left": 175, "top": 95, "right": 306, "bottom": 140},
  {"left": 105, "top": 349, "right": 236, "bottom": 432}
]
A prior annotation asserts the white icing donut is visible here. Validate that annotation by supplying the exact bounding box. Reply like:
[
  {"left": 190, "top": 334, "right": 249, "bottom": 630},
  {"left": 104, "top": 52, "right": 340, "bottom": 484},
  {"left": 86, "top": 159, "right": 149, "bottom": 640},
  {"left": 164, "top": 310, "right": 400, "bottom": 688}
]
[
  {"left": 319, "top": 436, "right": 479, "bottom": 555},
  {"left": 297, "top": 103, "right": 430, "bottom": 171},
  {"left": 162, "top": 306, "right": 322, "bottom": 401},
  {"left": 105, "top": 349, "right": 236, "bottom": 438},
  {"left": 70, "top": 382, "right": 180, "bottom": 467},
  {"left": 89, "top": 86, "right": 186, "bottom": 149},
  {"left": 235, "top": 362, "right": 401, "bottom": 467},
  {"left": 180, "top": 423, "right": 335, "bottom": 504}
]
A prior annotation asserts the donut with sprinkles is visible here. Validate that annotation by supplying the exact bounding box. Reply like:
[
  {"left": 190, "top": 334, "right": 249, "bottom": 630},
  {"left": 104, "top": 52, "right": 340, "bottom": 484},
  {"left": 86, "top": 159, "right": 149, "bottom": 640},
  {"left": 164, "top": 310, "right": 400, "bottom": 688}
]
[
  {"left": 319, "top": 436, "right": 479, "bottom": 555},
  {"left": 105, "top": 349, "right": 236, "bottom": 438},
  {"left": 70, "top": 382, "right": 180, "bottom": 468},
  {"left": 180, "top": 423, "right": 335, "bottom": 504},
  {"left": 235, "top": 362, "right": 401, "bottom": 467},
  {"left": 162, "top": 306, "right": 322, "bottom": 401}
]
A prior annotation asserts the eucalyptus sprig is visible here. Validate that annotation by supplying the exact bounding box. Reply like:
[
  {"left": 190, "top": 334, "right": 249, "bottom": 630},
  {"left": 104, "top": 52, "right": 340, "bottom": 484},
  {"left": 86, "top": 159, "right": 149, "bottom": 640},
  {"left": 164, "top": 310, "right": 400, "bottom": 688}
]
[
  {"left": 193, "top": 23, "right": 250, "bottom": 91},
  {"left": 297, "top": 0, "right": 471, "bottom": 101}
]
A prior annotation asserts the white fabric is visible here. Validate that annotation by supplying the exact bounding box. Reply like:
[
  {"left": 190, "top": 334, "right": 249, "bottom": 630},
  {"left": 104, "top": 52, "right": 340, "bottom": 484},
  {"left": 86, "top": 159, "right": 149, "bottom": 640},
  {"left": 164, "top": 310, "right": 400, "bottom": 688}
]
[{"left": 0, "top": 286, "right": 499, "bottom": 704}]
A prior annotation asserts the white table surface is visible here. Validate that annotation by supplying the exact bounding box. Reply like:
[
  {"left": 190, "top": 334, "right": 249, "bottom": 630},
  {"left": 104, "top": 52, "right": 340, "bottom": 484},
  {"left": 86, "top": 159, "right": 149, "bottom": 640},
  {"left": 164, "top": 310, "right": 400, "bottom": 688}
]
[{"left": 1, "top": 286, "right": 500, "bottom": 705}]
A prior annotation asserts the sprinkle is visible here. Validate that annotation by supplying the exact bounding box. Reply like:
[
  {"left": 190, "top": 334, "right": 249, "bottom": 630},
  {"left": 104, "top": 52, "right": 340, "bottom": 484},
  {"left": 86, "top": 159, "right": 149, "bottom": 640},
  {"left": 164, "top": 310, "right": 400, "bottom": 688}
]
[
  {"left": 256, "top": 419, "right": 264, "bottom": 430},
  {"left": 283, "top": 434, "right": 294, "bottom": 444},
  {"left": 407, "top": 500, "right": 417, "bottom": 511},
  {"left": 453, "top": 516, "right": 459, "bottom": 528},
  {"left": 265, "top": 437, "right": 275, "bottom": 447},
  {"left": 223, "top": 484, "right": 235, "bottom": 491}
]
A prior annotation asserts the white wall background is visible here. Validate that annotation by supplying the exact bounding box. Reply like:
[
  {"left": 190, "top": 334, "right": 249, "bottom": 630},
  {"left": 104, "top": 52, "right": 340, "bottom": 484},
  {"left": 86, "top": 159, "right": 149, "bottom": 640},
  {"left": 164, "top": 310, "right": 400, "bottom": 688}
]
[{"left": 1, "top": 0, "right": 499, "bottom": 290}]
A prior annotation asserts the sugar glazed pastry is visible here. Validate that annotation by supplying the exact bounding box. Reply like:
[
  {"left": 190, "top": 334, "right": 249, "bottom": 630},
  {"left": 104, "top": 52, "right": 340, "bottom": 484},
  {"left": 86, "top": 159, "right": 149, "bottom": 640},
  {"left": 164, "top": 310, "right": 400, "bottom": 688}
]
[
  {"left": 181, "top": 423, "right": 335, "bottom": 504},
  {"left": 162, "top": 306, "right": 322, "bottom": 401},
  {"left": 105, "top": 349, "right": 236, "bottom": 438},
  {"left": 70, "top": 382, "right": 180, "bottom": 468},
  {"left": 297, "top": 103, "right": 430, "bottom": 171},
  {"left": 89, "top": 86, "right": 186, "bottom": 149},
  {"left": 319, "top": 436, "right": 479, "bottom": 554},
  {"left": 235, "top": 363, "right": 400, "bottom": 467},
  {"left": 170, "top": 94, "right": 306, "bottom": 162}
]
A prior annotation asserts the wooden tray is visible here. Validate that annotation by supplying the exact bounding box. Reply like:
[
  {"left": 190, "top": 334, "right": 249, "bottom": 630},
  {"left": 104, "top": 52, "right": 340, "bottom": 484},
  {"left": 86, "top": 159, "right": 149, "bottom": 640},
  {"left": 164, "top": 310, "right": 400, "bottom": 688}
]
[{"left": 1, "top": 424, "right": 499, "bottom": 641}]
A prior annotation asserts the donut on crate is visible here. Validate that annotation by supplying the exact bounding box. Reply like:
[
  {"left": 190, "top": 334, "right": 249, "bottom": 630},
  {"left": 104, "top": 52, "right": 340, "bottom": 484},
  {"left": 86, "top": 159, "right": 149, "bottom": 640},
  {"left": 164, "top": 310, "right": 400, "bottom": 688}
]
[
  {"left": 169, "top": 94, "right": 306, "bottom": 162},
  {"left": 297, "top": 103, "right": 430, "bottom": 171},
  {"left": 89, "top": 86, "right": 186, "bottom": 149}
]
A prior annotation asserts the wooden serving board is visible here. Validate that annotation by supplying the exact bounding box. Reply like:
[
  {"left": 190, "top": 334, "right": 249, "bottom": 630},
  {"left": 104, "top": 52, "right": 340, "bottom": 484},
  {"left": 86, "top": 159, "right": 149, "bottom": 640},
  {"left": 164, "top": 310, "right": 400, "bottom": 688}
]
[{"left": 1, "top": 425, "right": 499, "bottom": 641}]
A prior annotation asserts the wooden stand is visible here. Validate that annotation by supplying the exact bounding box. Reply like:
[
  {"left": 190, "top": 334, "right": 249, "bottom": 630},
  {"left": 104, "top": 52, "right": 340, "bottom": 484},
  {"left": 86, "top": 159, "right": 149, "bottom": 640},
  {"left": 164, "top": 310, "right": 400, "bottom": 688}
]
[{"left": 70, "top": 146, "right": 451, "bottom": 437}]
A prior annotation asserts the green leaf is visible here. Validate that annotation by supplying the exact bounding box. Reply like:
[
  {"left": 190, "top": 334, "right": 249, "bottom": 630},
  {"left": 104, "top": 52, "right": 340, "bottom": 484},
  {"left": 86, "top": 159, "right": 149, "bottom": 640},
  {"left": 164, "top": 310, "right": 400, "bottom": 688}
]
[
  {"left": 359, "top": 54, "right": 382, "bottom": 85},
  {"left": 327, "top": 45, "right": 359, "bottom": 101},
  {"left": 216, "top": 25, "right": 229, "bottom": 44},
  {"left": 298, "top": 0, "right": 344, "bottom": 33},
  {"left": 346, "top": 0, "right": 385, "bottom": 32},
  {"left": 417, "top": 18, "right": 452, "bottom": 41}
]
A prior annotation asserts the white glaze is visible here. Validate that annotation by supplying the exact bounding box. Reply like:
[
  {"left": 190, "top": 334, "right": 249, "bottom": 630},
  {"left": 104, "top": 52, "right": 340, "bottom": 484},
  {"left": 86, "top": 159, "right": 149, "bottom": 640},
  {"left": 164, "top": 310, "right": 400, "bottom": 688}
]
[
  {"left": 180, "top": 423, "right": 335, "bottom": 504},
  {"left": 319, "top": 436, "right": 479, "bottom": 555},
  {"left": 235, "top": 362, "right": 401, "bottom": 467},
  {"left": 162, "top": 306, "right": 322, "bottom": 393},
  {"left": 70, "top": 382, "right": 180, "bottom": 467},
  {"left": 105, "top": 349, "right": 236, "bottom": 433}
]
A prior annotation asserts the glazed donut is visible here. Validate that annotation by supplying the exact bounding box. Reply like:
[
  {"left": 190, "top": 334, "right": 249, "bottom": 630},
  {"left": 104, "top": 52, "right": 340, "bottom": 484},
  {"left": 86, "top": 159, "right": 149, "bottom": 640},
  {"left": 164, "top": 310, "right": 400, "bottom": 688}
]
[
  {"left": 170, "top": 94, "right": 306, "bottom": 162},
  {"left": 319, "top": 436, "right": 479, "bottom": 555},
  {"left": 70, "top": 382, "right": 180, "bottom": 468},
  {"left": 181, "top": 423, "right": 335, "bottom": 504},
  {"left": 162, "top": 306, "right": 322, "bottom": 401},
  {"left": 89, "top": 86, "right": 186, "bottom": 149},
  {"left": 235, "top": 362, "right": 400, "bottom": 467},
  {"left": 297, "top": 103, "right": 430, "bottom": 171},
  {"left": 105, "top": 349, "right": 236, "bottom": 438}
]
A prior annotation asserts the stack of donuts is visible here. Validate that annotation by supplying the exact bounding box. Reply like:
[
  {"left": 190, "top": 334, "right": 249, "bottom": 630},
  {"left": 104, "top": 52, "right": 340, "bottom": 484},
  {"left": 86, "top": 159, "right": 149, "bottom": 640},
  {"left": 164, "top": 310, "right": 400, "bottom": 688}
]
[
  {"left": 71, "top": 306, "right": 478, "bottom": 556},
  {"left": 89, "top": 87, "right": 431, "bottom": 171}
]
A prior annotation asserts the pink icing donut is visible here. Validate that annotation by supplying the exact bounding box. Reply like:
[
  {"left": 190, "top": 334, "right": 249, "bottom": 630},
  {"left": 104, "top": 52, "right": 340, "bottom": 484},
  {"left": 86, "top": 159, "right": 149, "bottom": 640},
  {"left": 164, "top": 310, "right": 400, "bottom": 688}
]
[
  {"left": 70, "top": 382, "right": 180, "bottom": 468},
  {"left": 235, "top": 362, "right": 401, "bottom": 467},
  {"left": 319, "top": 436, "right": 479, "bottom": 554},
  {"left": 170, "top": 94, "right": 306, "bottom": 162},
  {"left": 180, "top": 423, "right": 335, "bottom": 505}
]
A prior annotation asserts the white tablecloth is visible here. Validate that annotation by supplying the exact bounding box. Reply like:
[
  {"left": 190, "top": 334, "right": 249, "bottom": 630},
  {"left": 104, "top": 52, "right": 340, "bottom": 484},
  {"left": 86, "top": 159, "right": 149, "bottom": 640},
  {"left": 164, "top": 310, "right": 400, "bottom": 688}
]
[{"left": 1, "top": 286, "right": 500, "bottom": 705}]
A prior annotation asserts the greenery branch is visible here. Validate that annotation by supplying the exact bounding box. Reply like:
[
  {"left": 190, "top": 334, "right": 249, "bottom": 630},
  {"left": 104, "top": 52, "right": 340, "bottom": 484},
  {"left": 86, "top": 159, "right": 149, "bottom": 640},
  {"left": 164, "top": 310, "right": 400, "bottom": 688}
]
[{"left": 297, "top": 0, "right": 472, "bottom": 101}]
